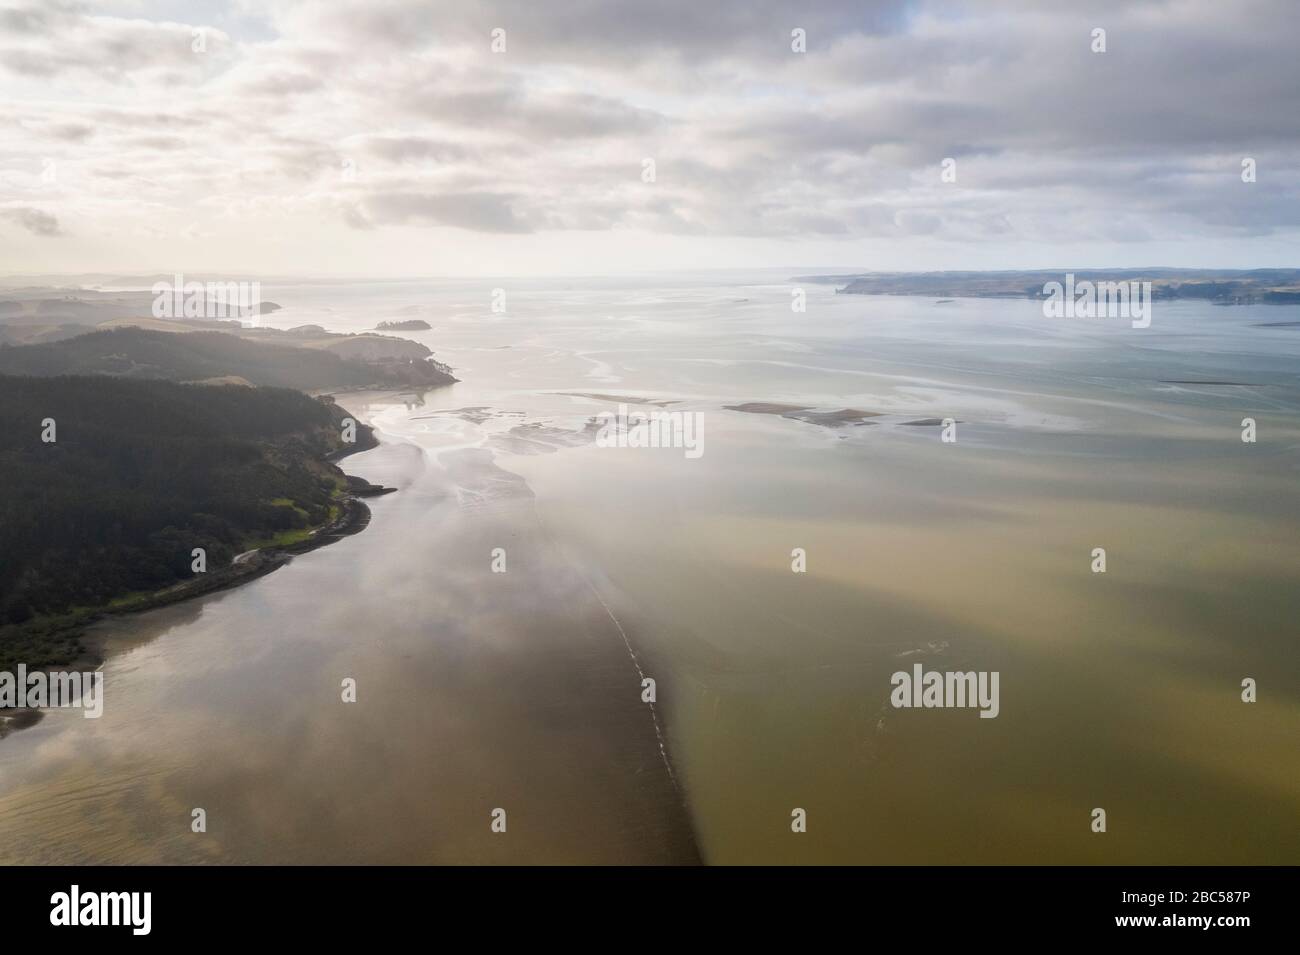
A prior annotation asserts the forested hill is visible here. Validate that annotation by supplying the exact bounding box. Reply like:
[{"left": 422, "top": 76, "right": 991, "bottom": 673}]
[
  {"left": 0, "top": 374, "right": 365, "bottom": 666},
  {"left": 792, "top": 268, "right": 1300, "bottom": 303},
  {"left": 0, "top": 326, "right": 455, "bottom": 390}
]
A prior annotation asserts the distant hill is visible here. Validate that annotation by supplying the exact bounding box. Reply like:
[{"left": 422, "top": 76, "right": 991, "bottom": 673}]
[
  {"left": 0, "top": 327, "right": 456, "bottom": 390},
  {"left": 794, "top": 268, "right": 1300, "bottom": 304},
  {"left": 0, "top": 287, "right": 458, "bottom": 381},
  {"left": 0, "top": 322, "right": 86, "bottom": 347},
  {"left": 375, "top": 319, "right": 432, "bottom": 331},
  {"left": 0, "top": 288, "right": 158, "bottom": 326},
  {"left": 0, "top": 286, "right": 275, "bottom": 325}
]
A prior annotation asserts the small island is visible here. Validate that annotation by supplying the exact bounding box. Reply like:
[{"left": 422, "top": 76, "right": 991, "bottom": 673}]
[{"left": 375, "top": 319, "right": 432, "bottom": 331}]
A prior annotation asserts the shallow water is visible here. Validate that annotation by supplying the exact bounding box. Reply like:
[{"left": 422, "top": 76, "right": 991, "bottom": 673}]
[{"left": 2, "top": 275, "right": 1298, "bottom": 863}]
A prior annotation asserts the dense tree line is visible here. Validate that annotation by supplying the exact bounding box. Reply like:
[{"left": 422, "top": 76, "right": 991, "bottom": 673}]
[
  {"left": 0, "top": 374, "right": 352, "bottom": 630},
  {"left": 0, "top": 326, "right": 436, "bottom": 390}
]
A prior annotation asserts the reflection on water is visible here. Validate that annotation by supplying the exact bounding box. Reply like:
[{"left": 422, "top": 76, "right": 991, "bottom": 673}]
[{"left": 2, "top": 276, "right": 1298, "bottom": 863}]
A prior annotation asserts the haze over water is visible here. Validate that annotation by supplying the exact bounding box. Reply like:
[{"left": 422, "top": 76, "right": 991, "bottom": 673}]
[{"left": 2, "top": 272, "right": 1297, "bottom": 864}]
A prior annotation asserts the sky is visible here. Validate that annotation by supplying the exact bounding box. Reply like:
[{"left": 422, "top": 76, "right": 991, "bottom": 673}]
[{"left": 1, "top": 0, "right": 1297, "bottom": 277}]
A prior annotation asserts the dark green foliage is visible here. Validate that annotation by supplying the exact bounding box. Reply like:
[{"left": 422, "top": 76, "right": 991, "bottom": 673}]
[
  {"left": 0, "top": 374, "right": 348, "bottom": 643},
  {"left": 0, "top": 326, "right": 386, "bottom": 390}
]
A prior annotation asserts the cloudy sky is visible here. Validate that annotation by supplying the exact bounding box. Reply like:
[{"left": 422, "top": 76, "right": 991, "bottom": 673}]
[{"left": 1, "top": 0, "right": 1297, "bottom": 276}]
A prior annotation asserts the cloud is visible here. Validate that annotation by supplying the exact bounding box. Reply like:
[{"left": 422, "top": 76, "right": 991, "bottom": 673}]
[
  {"left": 269, "top": 0, "right": 913, "bottom": 64},
  {"left": 3, "top": 206, "right": 62, "bottom": 236},
  {"left": 0, "top": 0, "right": 1296, "bottom": 267},
  {"left": 362, "top": 136, "right": 471, "bottom": 164},
  {"left": 361, "top": 192, "right": 536, "bottom": 232},
  {"left": 0, "top": 3, "right": 236, "bottom": 84}
]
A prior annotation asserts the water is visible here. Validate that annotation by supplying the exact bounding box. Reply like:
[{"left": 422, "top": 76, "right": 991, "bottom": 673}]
[{"left": 2, "top": 274, "right": 1298, "bottom": 863}]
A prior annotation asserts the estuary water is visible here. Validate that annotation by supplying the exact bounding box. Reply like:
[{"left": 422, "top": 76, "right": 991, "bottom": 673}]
[{"left": 1, "top": 272, "right": 1297, "bottom": 863}]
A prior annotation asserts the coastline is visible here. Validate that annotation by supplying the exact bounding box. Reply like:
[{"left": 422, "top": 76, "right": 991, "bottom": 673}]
[{"left": 0, "top": 404, "right": 388, "bottom": 741}]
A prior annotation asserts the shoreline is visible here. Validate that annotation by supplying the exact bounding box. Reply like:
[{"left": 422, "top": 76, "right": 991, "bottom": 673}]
[
  {"left": 0, "top": 393, "right": 705, "bottom": 865},
  {"left": 0, "top": 407, "right": 388, "bottom": 741}
]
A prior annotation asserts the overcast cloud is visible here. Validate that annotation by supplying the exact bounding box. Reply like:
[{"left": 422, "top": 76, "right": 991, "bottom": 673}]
[{"left": 0, "top": 0, "right": 1296, "bottom": 275}]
